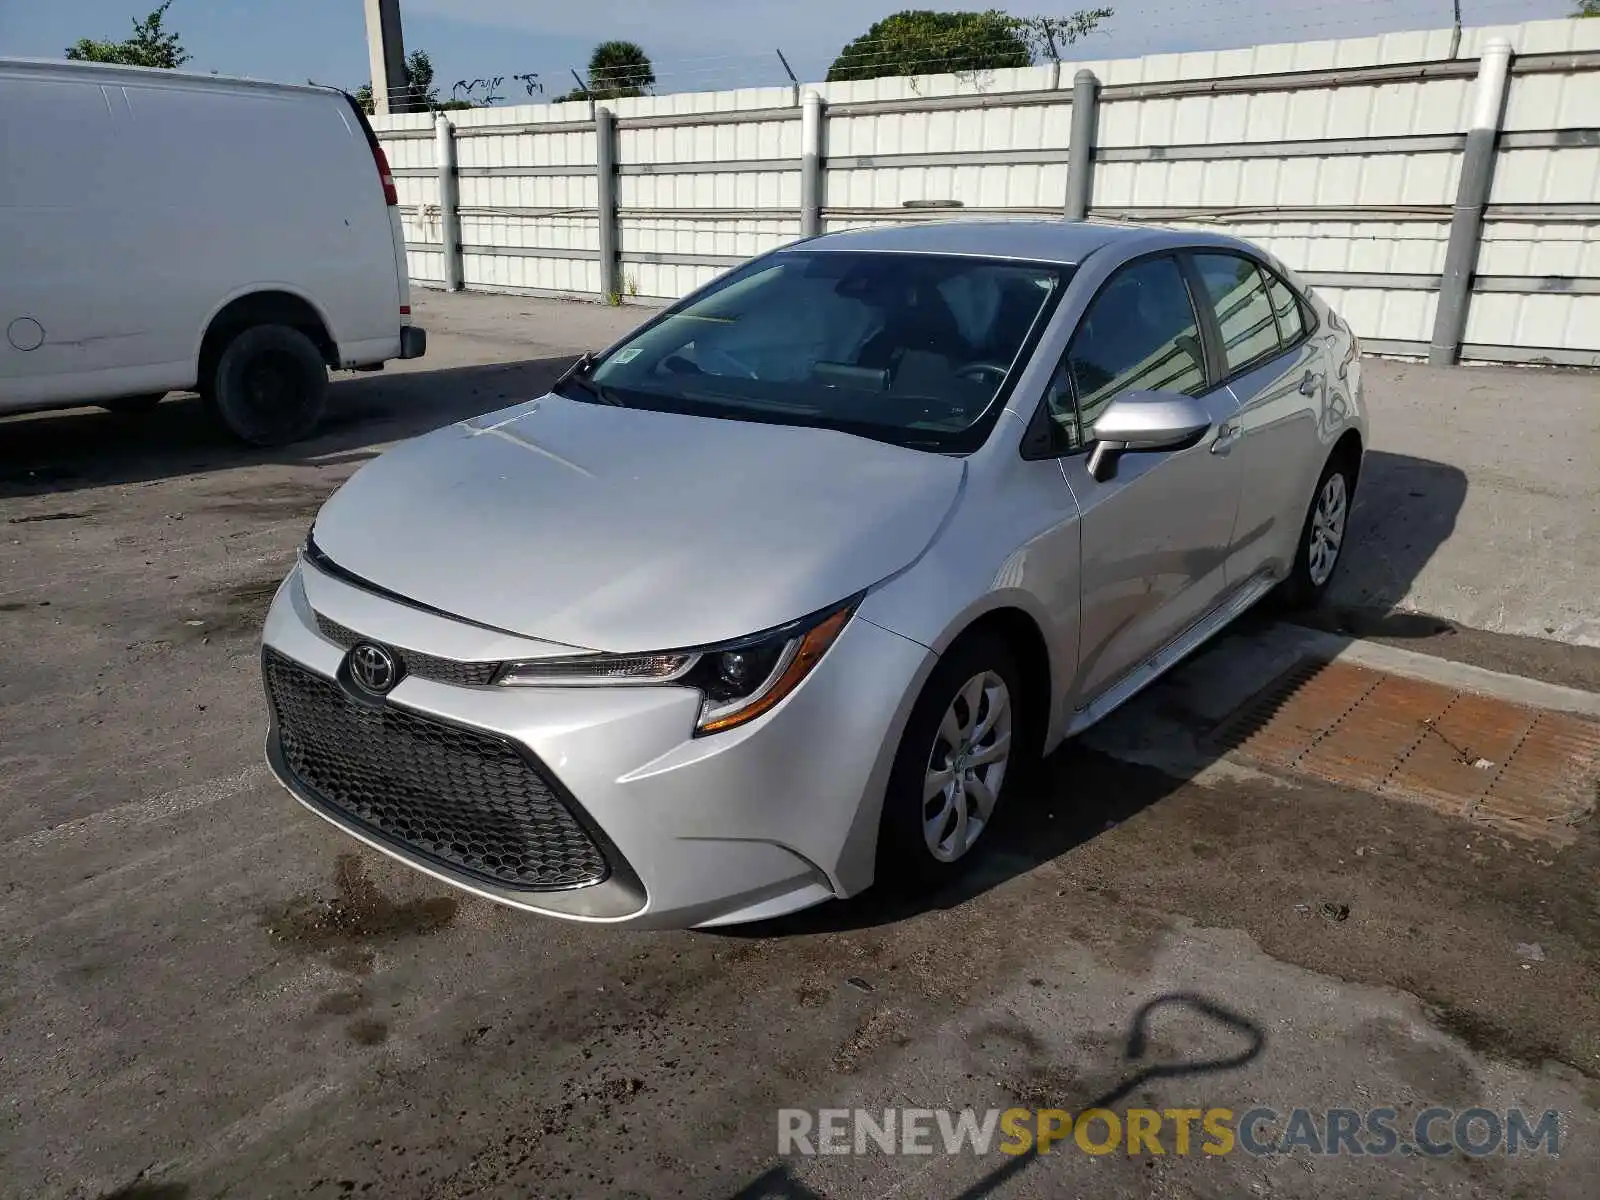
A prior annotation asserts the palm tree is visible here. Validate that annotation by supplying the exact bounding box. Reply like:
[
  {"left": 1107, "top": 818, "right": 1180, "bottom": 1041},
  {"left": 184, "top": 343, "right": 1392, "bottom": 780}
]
[{"left": 585, "top": 40, "right": 655, "bottom": 99}]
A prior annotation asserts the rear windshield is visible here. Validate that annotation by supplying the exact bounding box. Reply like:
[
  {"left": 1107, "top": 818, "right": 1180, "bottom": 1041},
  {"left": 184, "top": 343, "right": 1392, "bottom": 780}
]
[{"left": 581, "top": 250, "right": 1068, "bottom": 452}]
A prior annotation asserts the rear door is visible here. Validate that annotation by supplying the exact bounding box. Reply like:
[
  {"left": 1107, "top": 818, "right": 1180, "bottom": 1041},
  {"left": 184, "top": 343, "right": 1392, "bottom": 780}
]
[
  {"left": 341, "top": 93, "right": 412, "bottom": 339},
  {"left": 1186, "top": 251, "right": 1325, "bottom": 587},
  {"left": 1046, "top": 253, "right": 1243, "bottom": 702}
]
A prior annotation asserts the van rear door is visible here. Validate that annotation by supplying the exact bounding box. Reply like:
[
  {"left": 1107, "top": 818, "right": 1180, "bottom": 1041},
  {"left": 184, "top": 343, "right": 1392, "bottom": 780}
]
[{"left": 341, "top": 93, "right": 414, "bottom": 334}]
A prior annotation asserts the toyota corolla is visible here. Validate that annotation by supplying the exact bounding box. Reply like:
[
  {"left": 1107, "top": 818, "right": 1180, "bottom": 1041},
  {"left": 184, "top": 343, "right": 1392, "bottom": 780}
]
[{"left": 260, "top": 220, "right": 1365, "bottom": 928}]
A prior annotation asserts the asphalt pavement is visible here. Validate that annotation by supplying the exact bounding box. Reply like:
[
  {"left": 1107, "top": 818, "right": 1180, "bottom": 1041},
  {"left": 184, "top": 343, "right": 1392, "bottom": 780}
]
[{"left": 2, "top": 290, "right": 1597, "bottom": 1200}]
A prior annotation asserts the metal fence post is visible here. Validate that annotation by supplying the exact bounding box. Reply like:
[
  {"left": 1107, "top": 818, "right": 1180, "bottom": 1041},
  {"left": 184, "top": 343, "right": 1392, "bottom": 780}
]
[
  {"left": 800, "top": 90, "right": 825, "bottom": 238},
  {"left": 1064, "top": 69, "right": 1100, "bottom": 221},
  {"left": 1430, "top": 36, "right": 1512, "bottom": 366},
  {"left": 595, "top": 106, "right": 621, "bottom": 303},
  {"left": 435, "top": 114, "right": 463, "bottom": 292}
]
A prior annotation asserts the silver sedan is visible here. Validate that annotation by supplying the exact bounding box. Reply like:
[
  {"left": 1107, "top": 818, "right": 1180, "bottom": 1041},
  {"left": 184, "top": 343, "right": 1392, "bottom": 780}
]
[{"left": 260, "top": 220, "right": 1365, "bottom": 928}]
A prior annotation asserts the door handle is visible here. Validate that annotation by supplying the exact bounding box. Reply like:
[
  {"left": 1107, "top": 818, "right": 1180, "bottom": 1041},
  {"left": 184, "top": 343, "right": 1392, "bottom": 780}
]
[
  {"left": 1299, "top": 370, "right": 1325, "bottom": 396},
  {"left": 1211, "top": 420, "right": 1240, "bottom": 454}
]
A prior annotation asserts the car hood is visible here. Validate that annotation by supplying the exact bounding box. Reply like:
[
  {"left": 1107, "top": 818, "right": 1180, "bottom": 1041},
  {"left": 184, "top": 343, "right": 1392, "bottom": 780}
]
[{"left": 310, "top": 395, "right": 965, "bottom": 652}]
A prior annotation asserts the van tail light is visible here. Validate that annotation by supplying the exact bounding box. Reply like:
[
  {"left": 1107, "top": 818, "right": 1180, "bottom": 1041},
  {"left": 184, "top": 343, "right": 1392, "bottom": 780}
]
[
  {"left": 371, "top": 142, "right": 398, "bottom": 206},
  {"left": 338, "top": 91, "right": 400, "bottom": 207}
]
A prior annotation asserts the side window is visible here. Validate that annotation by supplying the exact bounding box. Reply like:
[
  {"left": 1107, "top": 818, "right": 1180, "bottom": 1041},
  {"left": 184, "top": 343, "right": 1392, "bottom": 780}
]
[
  {"left": 1049, "top": 255, "right": 1207, "bottom": 449},
  {"left": 1192, "top": 253, "right": 1281, "bottom": 377},
  {"left": 1262, "top": 267, "right": 1307, "bottom": 346}
]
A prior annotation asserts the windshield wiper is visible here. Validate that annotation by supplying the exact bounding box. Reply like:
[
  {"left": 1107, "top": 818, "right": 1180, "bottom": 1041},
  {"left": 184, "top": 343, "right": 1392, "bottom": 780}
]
[{"left": 555, "top": 352, "right": 625, "bottom": 406}]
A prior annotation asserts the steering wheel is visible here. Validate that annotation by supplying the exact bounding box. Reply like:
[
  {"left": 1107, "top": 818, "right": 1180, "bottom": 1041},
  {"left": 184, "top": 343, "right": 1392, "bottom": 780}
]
[
  {"left": 695, "top": 344, "right": 760, "bottom": 380},
  {"left": 955, "top": 362, "right": 1010, "bottom": 387}
]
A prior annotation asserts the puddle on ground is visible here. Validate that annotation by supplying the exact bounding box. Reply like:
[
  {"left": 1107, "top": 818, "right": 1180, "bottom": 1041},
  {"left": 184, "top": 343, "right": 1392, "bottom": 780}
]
[
  {"left": 262, "top": 852, "right": 460, "bottom": 971},
  {"left": 347, "top": 1017, "right": 389, "bottom": 1046},
  {"left": 179, "top": 575, "right": 287, "bottom": 640},
  {"left": 204, "top": 480, "right": 332, "bottom": 522}
]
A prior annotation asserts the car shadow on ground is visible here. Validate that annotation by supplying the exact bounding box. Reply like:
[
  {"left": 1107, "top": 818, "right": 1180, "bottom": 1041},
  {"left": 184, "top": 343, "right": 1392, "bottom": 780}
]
[
  {"left": 0, "top": 355, "right": 578, "bottom": 500},
  {"left": 1319, "top": 445, "right": 1473, "bottom": 637},
  {"left": 721, "top": 448, "right": 1468, "bottom": 939}
]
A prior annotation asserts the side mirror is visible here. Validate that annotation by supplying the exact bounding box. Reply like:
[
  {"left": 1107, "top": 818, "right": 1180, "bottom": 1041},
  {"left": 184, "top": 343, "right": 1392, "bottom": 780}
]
[{"left": 1087, "top": 391, "right": 1213, "bottom": 481}]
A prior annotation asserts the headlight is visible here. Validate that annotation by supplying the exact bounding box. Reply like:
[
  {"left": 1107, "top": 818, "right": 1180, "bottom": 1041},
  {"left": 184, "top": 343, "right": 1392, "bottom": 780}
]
[{"left": 494, "top": 596, "right": 859, "bottom": 735}]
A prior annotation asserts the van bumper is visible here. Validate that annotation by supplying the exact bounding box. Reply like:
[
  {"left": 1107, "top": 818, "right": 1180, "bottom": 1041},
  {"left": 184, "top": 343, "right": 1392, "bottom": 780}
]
[{"left": 399, "top": 326, "right": 427, "bottom": 360}]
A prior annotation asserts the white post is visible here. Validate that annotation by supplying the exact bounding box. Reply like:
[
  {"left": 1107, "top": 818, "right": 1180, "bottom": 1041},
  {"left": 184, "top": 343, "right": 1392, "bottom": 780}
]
[
  {"left": 800, "top": 90, "right": 824, "bottom": 238},
  {"left": 436, "top": 115, "right": 462, "bottom": 292},
  {"left": 1429, "top": 37, "right": 1512, "bottom": 366},
  {"left": 595, "top": 107, "right": 621, "bottom": 302},
  {"left": 1064, "top": 69, "right": 1100, "bottom": 221}
]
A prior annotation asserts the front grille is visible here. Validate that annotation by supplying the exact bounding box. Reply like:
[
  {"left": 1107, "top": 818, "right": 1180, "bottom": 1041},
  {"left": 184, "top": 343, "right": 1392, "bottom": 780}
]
[
  {"left": 265, "top": 649, "right": 609, "bottom": 890},
  {"left": 315, "top": 612, "right": 502, "bottom": 687}
]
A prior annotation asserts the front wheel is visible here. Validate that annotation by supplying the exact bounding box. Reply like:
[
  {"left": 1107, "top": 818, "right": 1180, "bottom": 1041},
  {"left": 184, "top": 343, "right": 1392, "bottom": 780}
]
[
  {"left": 876, "top": 632, "right": 1022, "bottom": 890},
  {"left": 1279, "top": 454, "right": 1355, "bottom": 609}
]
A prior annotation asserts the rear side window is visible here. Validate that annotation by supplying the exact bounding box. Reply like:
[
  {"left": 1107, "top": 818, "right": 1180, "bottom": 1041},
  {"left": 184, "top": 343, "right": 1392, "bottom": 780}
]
[
  {"left": 1053, "top": 255, "right": 1208, "bottom": 446},
  {"left": 1192, "top": 253, "right": 1280, "bottom": 377},
  {"left": 1262, "top": 267, "right": 1307, "bottom": 345}
]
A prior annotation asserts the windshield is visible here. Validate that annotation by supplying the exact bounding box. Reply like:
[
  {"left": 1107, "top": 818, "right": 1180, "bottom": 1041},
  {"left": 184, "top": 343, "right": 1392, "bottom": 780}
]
[{"left": 575, "top": 250, "right": 1068, "bottom": 452}]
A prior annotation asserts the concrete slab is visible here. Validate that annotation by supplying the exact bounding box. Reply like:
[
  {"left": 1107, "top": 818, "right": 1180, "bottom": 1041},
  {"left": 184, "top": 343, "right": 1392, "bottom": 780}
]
[
  {"left": 3, "top": 291, "right": 1599, "bottom": 1199},
  {"left": 1337, "top": 359, "right": 1600, "bottom": 647}
]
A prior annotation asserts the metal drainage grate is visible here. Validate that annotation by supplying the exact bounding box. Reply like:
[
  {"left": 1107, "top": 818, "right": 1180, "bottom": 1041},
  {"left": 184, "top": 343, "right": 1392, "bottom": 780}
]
[
  {"left": 1212, "top": 658, "right": 1600, "bottom": 845},
  {"left": 265, "top": 649, "right": 610, "bottom": 889}
]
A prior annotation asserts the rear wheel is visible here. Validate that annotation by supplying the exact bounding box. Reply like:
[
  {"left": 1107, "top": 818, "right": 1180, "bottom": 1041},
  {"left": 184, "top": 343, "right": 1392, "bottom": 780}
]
[
  {"left": 877, "top": 632, "right": 1022, "bottom": 890},
  {"left": 1279, "top": 453, "right": 1355, "bottom": 609},
  {"left": 205, "top": 325, "right": 327, "bottom": 446},
  {"left": 99, "top": 393, "right": 166, "bottom": 415}
]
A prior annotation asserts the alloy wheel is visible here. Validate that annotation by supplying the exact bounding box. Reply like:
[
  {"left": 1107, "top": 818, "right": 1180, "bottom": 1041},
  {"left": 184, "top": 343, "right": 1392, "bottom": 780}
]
[
  {"left": 923, "top": 670, "right": 1012, "bottom": 862},
  {"left": 1307, "top": 472, "right": 1347, "bottom": 587}
]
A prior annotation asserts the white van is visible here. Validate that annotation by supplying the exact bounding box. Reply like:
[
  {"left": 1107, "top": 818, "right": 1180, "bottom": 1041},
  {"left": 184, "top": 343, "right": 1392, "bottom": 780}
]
[{"left": 0, "top": 59, "right": 425, "bottom": 445}]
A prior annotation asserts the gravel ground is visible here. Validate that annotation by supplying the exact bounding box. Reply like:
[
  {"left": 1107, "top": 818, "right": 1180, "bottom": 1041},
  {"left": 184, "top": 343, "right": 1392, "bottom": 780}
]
[{"left": 2, "top": 291, "right": 1596, "bottom": 1200}]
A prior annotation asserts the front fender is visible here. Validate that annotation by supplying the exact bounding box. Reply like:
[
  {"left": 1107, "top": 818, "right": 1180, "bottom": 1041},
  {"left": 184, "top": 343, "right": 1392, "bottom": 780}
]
[{"left": 858, "top": 450, "right": 1083, "bottom": 751}]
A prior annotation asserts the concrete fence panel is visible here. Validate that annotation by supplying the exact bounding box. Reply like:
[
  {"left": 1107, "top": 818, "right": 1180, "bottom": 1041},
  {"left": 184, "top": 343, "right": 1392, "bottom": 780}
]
[{"left": 371, "top": 15, "right": 1600, "bottom": 365}]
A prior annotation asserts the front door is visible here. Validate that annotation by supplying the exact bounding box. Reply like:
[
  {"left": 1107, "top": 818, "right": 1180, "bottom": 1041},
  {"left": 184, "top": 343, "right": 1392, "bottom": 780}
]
[{"left": 1041, "top": 254, "right": 1242, "bottom": 704}]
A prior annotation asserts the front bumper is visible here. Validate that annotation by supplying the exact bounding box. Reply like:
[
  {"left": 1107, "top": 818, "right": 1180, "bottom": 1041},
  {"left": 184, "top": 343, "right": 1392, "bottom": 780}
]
[{"left": 260, "top": 557, "right": 933, "bottom": 928}]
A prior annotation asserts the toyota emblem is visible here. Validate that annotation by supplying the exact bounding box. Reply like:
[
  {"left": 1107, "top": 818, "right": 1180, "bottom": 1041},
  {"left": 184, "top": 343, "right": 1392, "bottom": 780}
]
[{"left": 348, "top": 642, "right": 400, "bottom": 695}]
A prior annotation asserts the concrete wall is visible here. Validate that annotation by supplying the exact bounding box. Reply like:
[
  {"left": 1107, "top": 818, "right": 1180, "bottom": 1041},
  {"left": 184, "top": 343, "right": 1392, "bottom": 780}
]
[{"left": 374, "top": 17, "right": 1600, "bottom": 366}]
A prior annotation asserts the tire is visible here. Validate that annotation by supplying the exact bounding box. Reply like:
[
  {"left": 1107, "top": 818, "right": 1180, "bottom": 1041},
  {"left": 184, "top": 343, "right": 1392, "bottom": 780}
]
[
  {"left": 99, "top": 393, "right": 166, "bottom": 415},
  {"left": 1279, "top": 452, "right": 1356, "bottom": 610},
  {"left": 876, "top": 631, "right": 1023, "bottom": 890},
  {"left": 205, "top": 325, "right": 327, "bottom": 446}
]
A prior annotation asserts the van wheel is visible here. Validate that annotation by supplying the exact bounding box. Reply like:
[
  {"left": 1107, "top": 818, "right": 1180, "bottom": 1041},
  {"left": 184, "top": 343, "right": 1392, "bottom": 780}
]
[
  {"left": 99, "top": 393, "right": 166, "bottom": 415},
  {"left": 205, "top": 325, "right": 327, "bottom": 446}
]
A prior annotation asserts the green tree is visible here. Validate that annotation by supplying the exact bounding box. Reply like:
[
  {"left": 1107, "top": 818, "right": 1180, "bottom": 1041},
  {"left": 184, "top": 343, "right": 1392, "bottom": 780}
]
[
  {"left": 557, "top": 40, "right": 657, "bottom": 101},
  {"left": 1574, "top": 1, "right": 1599, "bottom": 15},
  {"left": 826, "top": 7, "right": 1113, "bottom": 82},
  {"left": 828, "top": 10, "right": 1028, "bottom": 81},
  {"left": 356, "top": 49, "right": 448, "bottom": 113},
  {"left": 66, "top": 0, "right": 190, "bottom": 69},
  {"left": 1011, "top": 9, "right": 1115, "bottom": 62}
]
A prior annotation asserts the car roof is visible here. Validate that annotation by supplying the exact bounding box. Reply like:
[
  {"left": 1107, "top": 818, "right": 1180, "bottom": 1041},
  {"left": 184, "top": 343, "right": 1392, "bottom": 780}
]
[{"left": 784, "top": 219, "right": 1255, "bottom": 267}]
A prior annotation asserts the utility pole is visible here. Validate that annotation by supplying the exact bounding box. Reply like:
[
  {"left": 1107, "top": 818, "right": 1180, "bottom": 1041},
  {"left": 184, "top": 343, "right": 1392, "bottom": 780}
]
[{"left": 364, "top": 0, "right": 409, "bottom": 114}]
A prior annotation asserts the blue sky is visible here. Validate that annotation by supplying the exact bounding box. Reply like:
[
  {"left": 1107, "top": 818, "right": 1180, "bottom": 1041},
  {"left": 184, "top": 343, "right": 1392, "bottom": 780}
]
[{"left": 3, "top": 1, "right": 1573, "bottom": 101}]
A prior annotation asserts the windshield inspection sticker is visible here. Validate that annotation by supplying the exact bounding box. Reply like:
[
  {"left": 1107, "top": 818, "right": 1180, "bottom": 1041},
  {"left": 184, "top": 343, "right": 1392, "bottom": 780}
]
[{"left": 612, "top": 348, "right": 642, "bottom": 363}]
